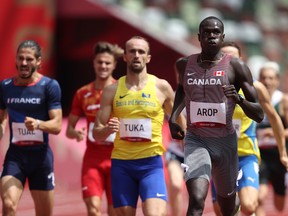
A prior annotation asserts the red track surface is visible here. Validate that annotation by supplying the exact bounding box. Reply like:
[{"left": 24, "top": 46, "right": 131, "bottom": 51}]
[
  {"left": 3, "top": 185, "right": 288, "bottom": 216},
  {"left": 0, "top": 119, "right": 287, "bottom": 215}
]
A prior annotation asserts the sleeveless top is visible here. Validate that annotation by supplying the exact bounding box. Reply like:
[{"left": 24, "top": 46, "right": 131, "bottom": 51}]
[
  {"left": 233, "top": 89, "right": 260, "bottom": 161},
  {"left": 112, "top": 74, "right": 165, "bottom": 159},
  {"left": 183, "top": 54, "right": 236, "bottom": 137}
]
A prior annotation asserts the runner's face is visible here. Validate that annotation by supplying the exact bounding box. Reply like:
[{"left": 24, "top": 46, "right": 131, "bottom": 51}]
[
  {"left": 124, "top": 38, "right": 151, "bottom": 73},
  {"left": 93, "top": 52, "right": 116, "bottom": 80},
  {"left": 199, "top": 19, "right": 224, "bottom": 53},
  {"left": 15, "top": 48, "right": 40, "bottom": 79},
  {"left": 259, "top": 68, "right": 279, "bottom": 95}
]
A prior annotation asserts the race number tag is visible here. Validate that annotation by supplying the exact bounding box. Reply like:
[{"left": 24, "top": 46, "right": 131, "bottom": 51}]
[
  {"left": 190, "top": 101, "right": 226, "bottom": 127},
  {"left": 11, "top": 122, "right": 43, "bottom": 144},
  {"left": 120, "top": 118, "right": 152, "bottom": 142},
  {"left": 88, "top": 122, "right": 115, "bottom": 145}
]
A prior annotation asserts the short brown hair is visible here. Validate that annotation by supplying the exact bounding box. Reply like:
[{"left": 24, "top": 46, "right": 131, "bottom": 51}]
[{"left": 93, "top": 41, "right": 124, "bottom": 60}]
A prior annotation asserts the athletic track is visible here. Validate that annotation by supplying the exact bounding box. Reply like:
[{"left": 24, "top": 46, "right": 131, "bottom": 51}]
[{"left": 0, "top": 119, "right": 287, "bottom": 215}]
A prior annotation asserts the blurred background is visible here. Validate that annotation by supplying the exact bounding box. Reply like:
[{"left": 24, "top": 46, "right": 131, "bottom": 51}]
[
  {"left": 0, "top": 0, "right": 288, "bottom": 215},
  {"left": 2, "top": 0, "right": 288, "bottom": 116}
]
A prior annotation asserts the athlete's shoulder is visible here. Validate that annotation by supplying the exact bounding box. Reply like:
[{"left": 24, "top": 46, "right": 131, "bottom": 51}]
[
  {"left": 0, "top": 78, "right": 13, "bottom": 87},
  {"left": 175, "top": 55, "right": 195, "bottom": 75},
  {"left": 39, "top": 76, "right": 61, "bottom": 98},
  {"left": 76, "top": 82, "right": 94, "bottom": 94},
  {"left": 153, "top": 76, "right": 173, "bottom": 96},
  {"left": 154, "top": 75, "right": 169, "bottom": 86},
  {"left": 39, "top": 75, "right": 59, "bottom": 86},
  {"left": 104, "top": 81, "right": 118, "bottom": 93},
  {"left": 254, "top": 80, "right": 267, "bottom": 95},
  {"left": 175, "top": 56, "right": 189, "bottom": 66},
  {"left": 118, "top": 75, "right": 126, "bottom": 82},
  {"left": 229, "top": 55, "right": 244, "bottom": 67}
]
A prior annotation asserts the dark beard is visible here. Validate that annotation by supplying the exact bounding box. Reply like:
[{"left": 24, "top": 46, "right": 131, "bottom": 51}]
[
  {"left": 130, "top": 65, "right": 143, "bottom": 74},
  {"left": 16, "top": 65, "right": 37, "bottom": 79}
]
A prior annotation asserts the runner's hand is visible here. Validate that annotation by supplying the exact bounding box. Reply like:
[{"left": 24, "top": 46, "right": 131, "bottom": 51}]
[{"left": 169, "top": 120, "right": 185, "bottom": 140}]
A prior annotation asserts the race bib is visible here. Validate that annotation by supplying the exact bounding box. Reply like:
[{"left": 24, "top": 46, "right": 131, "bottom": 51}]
[
  {"left": 190, "top": 101, "right": 226, "bottom": 127},
  {"left": 119, "top": 118, "right": 152, "bottom": 142},
  {"left": 88, "top": 122, "right": 115, "bottom": 145},
  {"left": 11, "top": 122, "right": 43, "bottom": 145}
]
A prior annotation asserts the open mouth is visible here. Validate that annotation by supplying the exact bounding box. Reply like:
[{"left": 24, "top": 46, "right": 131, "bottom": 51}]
[
  {"left": 20, "top": 67, "right": 29, "bottom": 73},
  {"left": 132, "top": 62, "right": 141, "bottom": 66},
  {"left": 208, "top": 40, "right": 216, "bottom": 45},
  {"left": 19, "top": 66, "right": 30, "bottom": 76}
]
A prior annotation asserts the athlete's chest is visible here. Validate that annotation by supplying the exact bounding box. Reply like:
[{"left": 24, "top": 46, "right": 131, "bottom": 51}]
[
  {"left": 80, "top": 90, "right": 101, "bottom": 115},
  {"left": 4, "top": 85, "right": 46, "bottom": 111}
]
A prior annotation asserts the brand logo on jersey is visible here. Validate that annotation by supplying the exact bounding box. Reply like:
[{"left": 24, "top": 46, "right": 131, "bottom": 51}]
[
  {"left": 119, "top": 94, "right": 129, "bottom": 99},
  {"left": 87, "top": 104, "right": 100, "bottom": 110},
  {"left": 40, "top": 80, "right": 47, "bottom": 85},
  {"left": 84, "top": 92, "right": 92, "bottom": 98},
  {"left": 142, "top": 93, "right": 150, "bottom": 98},
  {"left": 7, "top": 97, "right": 41, "bottom": 104},
  {"left": 187, "top": 72, "right": 196, "bottom": 76},
  {"left": 213, "top": 71, "right": 225, "bottom": 76},
  {"left": 4, "top": 80, "right": 12, "bottom": 85},
  {"left": 187, "top": 78, "right": 222, "bottom": 85}
]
